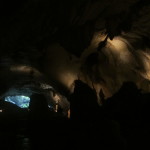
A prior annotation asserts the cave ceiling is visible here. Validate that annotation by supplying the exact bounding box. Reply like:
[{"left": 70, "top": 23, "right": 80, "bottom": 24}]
[{"left": 0, "top": 0, "right": 150, "bottom": 96}]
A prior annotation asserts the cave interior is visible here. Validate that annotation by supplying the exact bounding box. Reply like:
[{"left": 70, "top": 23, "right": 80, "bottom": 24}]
[{"left": 1, "top": 0, "right": 150, "bottom": 150}]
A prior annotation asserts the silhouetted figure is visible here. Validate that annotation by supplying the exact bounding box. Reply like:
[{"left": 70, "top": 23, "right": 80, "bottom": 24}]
[
  {"left": 28, "top": 93, "right": 70, "bottom": 150},
  {"left": 104, "top": 82, "right": 141, "bottom": 119},
  {"left": 69, "top": 80, "right": 100, "bottom": 121},
  {"left": 29, "top": 94, "right": 50, "bottom": 120},
  {"left": 69, "top": 80, "right": 126, "bottom": 150},
  {"left": 103, "top": 81, "right": 150, "bottom": 150}
]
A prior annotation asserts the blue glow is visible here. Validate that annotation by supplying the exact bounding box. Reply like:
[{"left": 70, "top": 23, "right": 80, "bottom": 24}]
[{"left": 5, "top": 96, "right": 30, "bottom": 108}]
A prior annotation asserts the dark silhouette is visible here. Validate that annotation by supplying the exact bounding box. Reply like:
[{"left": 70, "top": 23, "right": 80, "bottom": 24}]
[
  {"left": 69, "top": 80, "right": 126, "bottom": 150},
  {"left": 29, "top": 94, "right": 49, "bottom": 120},
  {"left": 69, "top": 80, "right": 100, "bottom": 121},
  {"left": 1, "top": 81, "right": 150, "bottom": 150},
  {"left": 103, "top": 81, "right": 150, "bottom": 150}
]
